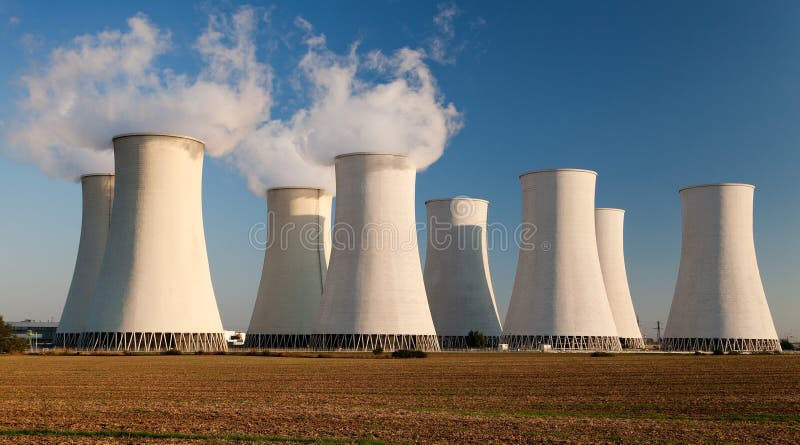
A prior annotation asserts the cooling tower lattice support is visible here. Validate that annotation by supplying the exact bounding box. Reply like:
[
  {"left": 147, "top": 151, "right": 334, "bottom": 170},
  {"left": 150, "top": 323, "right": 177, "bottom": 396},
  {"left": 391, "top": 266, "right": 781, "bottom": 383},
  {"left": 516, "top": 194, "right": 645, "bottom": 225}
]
[
  {"left": 244, "top": 187, "right": 332, "bottom": 350},
  {"left": 244, "top": 334, "right": 311, "bottom": 350},
  {"left": 55, "top": 174, "right": 114, "bottom": 348},
  {"left": 662, "top": 184, "right": 780, "bottom": 352},
  {"left": 423, "top": 198, "right": 503, "bottom": 350},
  {"left": 78, "top": 332, "right": 226, "bottom": 352},
  {"left": 79, "top": 133, "right": 226, "bottom": 352},
  {"left": 311, "top": 334, "right": 440, "bottom": 352},
  {"left": 595, "top": 208, "right": 645, "bottom": 350},
  {"left": 312, "top": 153, "right": 439, "bottom": 352},
  {"left": 502, "top": 169, "right": 622, "bottom": 351}
]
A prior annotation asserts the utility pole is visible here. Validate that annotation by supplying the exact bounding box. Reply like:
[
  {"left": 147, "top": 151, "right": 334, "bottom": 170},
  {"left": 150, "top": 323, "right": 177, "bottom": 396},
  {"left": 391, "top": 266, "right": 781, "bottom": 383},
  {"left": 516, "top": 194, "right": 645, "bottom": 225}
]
[{"left": 656, "top": 321, "right": 662, "bottom": 343}]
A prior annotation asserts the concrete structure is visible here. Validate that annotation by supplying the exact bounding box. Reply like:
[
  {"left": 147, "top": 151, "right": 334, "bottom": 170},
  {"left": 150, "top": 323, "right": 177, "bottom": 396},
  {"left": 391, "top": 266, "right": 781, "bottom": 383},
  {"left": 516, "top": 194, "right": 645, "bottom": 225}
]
[
  {"left": 502, "top": 169, "right": 621, "bottom": 350},
  {"left": 55, "top": 174, "right": 114, "bottom": 348},
  {"left": 595, "top": 208, "right": 645, "bottom": 349},
  {"left": 423, "top": 198, "right": 502, "bottom": 348},
  {"left": 662, "top": 184, "right": 780, "bottom": 352},
  {"left": 80, "top": 133, "right": 226, "bottom": 352},
  {"left": 312, "top": 153, "right": 439, "bottom": 351},
  {"left": 244, "top": 187, "right": 332, "bottom": 349}
]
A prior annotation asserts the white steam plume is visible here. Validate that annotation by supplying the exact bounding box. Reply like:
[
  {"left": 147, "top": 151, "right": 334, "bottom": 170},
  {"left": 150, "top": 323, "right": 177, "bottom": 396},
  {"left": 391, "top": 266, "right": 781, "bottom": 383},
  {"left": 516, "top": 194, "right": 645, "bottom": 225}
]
[
  {"left": 232, "top": 18, "right": 463, "bottom": 194},
  {"left": 4, "top": 7, "right": 271, "bottom": 180}
]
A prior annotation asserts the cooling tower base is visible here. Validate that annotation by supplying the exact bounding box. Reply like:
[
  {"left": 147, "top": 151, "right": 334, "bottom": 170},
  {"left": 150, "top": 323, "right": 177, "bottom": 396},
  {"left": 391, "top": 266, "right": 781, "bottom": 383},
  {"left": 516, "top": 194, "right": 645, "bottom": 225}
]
[
  {"left": 438, "top": 335, "right": 500, "bottom": 350},
  {"left": 243, "top": 334, "right": 311, "bottom": 349},
  {"left": 661, "top": 337, "right": 781, "bottom": 352},
  {"left": 502, "top": 335, "right": 622, "bottom": 351},
  {"left": 78, "top": 332, "right": 227, "bottom": 352},
  {"left": 620, "top": 337, "right": 646, "bottom": 349},
  {"left": 311, "top": 334, "right": 440, "bottom": 352},
  {"left": 54, "top": 333, "right": 81, "bottom": 348}
]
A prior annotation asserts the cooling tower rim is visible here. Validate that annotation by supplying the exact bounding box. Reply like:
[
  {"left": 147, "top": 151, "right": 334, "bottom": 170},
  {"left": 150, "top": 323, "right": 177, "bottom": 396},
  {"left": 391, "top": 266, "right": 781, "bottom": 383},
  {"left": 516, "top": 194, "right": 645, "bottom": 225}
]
[
  {"left": 334, "top": 152, "right": 408, "bottom": 159},
  {"left": 679, "top": 183, "right": 755, "bottom": 193},
  {"left": 595, "top": 207, "right": 625, "bottom": 213},
  {"left": 519, "top": 168, "right": 597, "bottom": 178},
  {"left": 425, "top": 197, "right": 489, "bottom": 205},
  {"left": 112, "top": 132, "right": 205, "bottom": 146},
  {"left": 267, "top": 186, "right": 330, "bottom": 194},
  {"left": 80, "top": 173, "right": 114, "bottom": 180}
]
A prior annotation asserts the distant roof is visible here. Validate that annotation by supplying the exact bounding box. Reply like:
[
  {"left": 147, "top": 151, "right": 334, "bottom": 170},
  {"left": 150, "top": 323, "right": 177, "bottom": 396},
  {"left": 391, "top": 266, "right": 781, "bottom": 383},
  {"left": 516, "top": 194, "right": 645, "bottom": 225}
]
[{"left": 9, "top": 321, "right": 59, "bottom": 328}]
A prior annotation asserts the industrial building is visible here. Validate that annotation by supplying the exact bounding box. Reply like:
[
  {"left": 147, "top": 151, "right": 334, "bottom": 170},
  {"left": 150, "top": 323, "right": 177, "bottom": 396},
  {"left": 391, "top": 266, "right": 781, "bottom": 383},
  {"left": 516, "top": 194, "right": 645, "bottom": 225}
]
[
  {"left": 55, "top": 174, "right": 114, "bottom": 348},
  {"left": 662, "top": 184, "right": 780, "bottom": 352},
  {"left": 502, "top": 169, "right": 622, "bottom": 351},
  {"left": 10, "top": 320, "right": 59, "bottom": 349},
  {"left": 244, "top": 187, "right": 332, "bottom": 349},
  {"left": 80, "top": 133, "right": 226, "bottom": 352},
  {"left": 423, "top": 198, "right": 502, "bottom": 348},
  {"left": 595, "top": 208, "right": 645, "bottom": 349},
  {"left": 312, "top": 153, "right": 439, "bottom": 351}
]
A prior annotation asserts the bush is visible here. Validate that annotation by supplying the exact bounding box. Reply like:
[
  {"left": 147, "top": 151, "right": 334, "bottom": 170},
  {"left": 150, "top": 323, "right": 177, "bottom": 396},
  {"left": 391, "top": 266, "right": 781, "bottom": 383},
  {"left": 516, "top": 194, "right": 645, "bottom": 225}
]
[
  {"left": 372, "top": 347, "right": 384, "bottom": 355},
  {"left": 590, "top": 351, "right": 615, "bottom": 357},
  {"left": 391, "top": 349, "right": 427, "bottom": 359},
  {"left": 712, "top": 349, "right": 724, "bottom": 355},
  {"left": 0, "top": 316, "right": 27, "bottom": 354},
  {"left": 466, "top": 330, "right": 488, "bottom": 349},
  {"left": 780, "top": 340, "right": 795, "bottom": 351},
  {"left": 163, "top": 348, "right": 182, "bottom": 355},
  {"left": 694, "top": 351, "right": 703, "bottom": 355}
]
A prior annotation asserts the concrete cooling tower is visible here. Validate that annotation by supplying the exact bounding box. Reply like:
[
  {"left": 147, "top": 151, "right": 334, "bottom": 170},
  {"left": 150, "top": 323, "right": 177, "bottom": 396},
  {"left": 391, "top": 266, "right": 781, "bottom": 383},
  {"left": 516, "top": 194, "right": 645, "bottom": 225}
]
[
  {"left": 244, "top": 187, "right": 332, "bottom": 349},
  {"left": 502, "top": 169, "right": 621, "bottom": 351},
  {"left": 312, "top": 153, "right": 439, "bottom": 351},
  {"left": 54, "top": 174, "right": 115, "bottom": 348},
  {"left": 423, "top": 198, "right": 502, "bottom": 349},
  {"left": 595, "top": 208, "right": 645, "bottom": 349},
  {"left": 662, "top": 184, "right": 780, "bottom": 352},
  {"left": 79, "top": 133, "right": 226, "bottom": 352}
]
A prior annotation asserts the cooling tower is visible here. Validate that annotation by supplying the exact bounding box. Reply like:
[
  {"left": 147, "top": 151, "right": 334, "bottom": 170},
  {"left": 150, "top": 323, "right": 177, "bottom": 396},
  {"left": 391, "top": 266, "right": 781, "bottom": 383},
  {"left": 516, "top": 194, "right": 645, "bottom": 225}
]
[
  {"left": 244, "top": 187, "right": 332, "bottom": 349},
  {"left": 502, "top": 169, "right": 621, "bottom": 350},
  {"left": 662, "top": 184, "right": 780, "bottom": 352},
  {"left": 312, "top": 153, "right": 439, "bottom": 351},
  {"left": 54, "top": 174, "right": 115, "bottom": 348},
  {"left": 423, "top": 198, "right": 502, "bottom": 349},
  {"left": 79, "top": 133, "right": 226, "bottom": 352},
  {"left": 595, "top": 208, "right": 645, "bottom": 349}
]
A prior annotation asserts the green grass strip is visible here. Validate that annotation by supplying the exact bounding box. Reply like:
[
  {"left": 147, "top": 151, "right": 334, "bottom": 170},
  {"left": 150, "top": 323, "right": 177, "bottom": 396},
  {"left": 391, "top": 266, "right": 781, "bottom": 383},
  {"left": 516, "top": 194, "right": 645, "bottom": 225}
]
[{"left": 0, "top": 428, "right": 394, "bottom": 445}]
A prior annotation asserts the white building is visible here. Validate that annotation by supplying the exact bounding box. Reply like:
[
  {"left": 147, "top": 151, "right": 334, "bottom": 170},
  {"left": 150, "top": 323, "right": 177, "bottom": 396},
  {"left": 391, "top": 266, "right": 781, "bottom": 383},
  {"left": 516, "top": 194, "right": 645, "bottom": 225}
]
[
  {"left": 423, "top": 198, "right": 502, "bottom": 348},
  {"left": 55, "top": 174, "right": 114, "bottom": 348},
  {"left": 502, "top": 169, "right": 621, "bottom": 350},
  {"left": 245, "top": 187, "right": 332, "bottom": 349},
  {"left": 662, "top": 183, "right": 780, "bottom": 352},
  {"left": 312, "top": 153, "right": 439, "bottom": 351},
  {"left": 595, "top": 208, "right": 645, "bottom": 349},
  {"left": 80, "top": 133, "right": 226, "bottom": 352}
]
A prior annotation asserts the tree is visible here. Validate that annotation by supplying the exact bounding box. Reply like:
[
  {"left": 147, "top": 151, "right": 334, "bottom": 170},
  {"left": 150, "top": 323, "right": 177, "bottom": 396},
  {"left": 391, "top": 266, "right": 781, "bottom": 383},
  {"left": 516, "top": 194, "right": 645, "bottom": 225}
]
[
  {"left": 0, "top": 316, "right": 27, "bottom": 353},
  {"left": 466, "top": 330, "right": 488, "bottom": 349}
]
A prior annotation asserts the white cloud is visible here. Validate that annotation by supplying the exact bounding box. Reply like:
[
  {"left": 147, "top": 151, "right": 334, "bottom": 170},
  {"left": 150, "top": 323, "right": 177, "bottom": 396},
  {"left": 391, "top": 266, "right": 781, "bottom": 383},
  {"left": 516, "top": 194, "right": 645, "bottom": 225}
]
[
  {"left": 4, "top": 8, "right": 462, "bottom": 195},
  {"left": 230, "top": 18, "right": 462, "bottom": 194},
  {"left": 428, "top": 2, "right": 460, "bottom": 65},
  {"left": 17, "top": 33, "right": 44, "bottom": 53},
  {"left": 4, "top": 7, "right": 271, "bottom": 180},
  {"left": 8, "top": 16, "right": 20, "bottom": 26}
]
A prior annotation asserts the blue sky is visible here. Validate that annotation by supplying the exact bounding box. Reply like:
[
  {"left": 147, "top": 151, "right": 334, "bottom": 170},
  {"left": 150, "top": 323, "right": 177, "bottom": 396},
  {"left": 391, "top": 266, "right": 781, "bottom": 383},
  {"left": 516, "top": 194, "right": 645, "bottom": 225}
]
[{"left": 0, "top": 0, "right": 798, "bottom": 337}]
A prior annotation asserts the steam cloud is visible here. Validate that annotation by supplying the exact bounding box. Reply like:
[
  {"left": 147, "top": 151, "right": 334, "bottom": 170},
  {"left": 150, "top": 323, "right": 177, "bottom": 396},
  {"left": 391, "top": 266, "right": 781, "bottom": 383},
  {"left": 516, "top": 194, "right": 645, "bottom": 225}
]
[
  {"left": 4, "top": 6, "right": 463, "bottom": 195},
  {"left": 233, "top": 19, "right": 462, "bottom": 193},
  {"left": 4, "top": 7, "right": 271, "bottom": 180}
]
